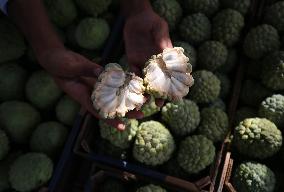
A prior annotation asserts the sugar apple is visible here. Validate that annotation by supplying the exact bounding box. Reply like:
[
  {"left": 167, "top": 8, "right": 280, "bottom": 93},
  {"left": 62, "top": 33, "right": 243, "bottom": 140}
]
[
  {"left": 0, "top": 19, "right": 26, "bottom": 63},
  {"left": 177, "top": 135, "right": 215, "bottom": 174},
  {"left": 100, "top": 178, "right": 126, "bottom": 192},
  {"left": 99, "top": 118, "right": 139, "bottom": 149},
  {"left": 221, "top": 0, "right": 251, "bottom": 15},
  {"left": 0, "top": 63, "right": 27, "bottom": 101},
  {"left": 92, "top": 63, "right": 145, "bottom": 119},
  {"left": 261, "top": 51, "right": 284, "bottom": 90},
  {"left": 218, "top": 49, "right": 237, "bottom": 74},
  {"left": 259, "top": 94, "right": 284, "bottom": 128},
  {"left": 208, "top": 98, "right": 226, "bottom": 111},
  {"left": 240, "top": 79, "right": 271, "bottom": 107},
  {"left": 174, "top": 41, "right": 197, "bottom": 69},
  {"left": 152, "top": 0, "right": 182, "bottom": 30},
  {"left": 136, "top": 184, "right": 167, "bottom": 192},
  {"left": 74, "top": 0, "right": 111, "bottom": 16},
  {"left": 133, "top": 121, "right": 175, "bottom": 166},
  {"left": 26, "top": 70, "right": 63, "bottom": 110},
  {"left": 56, "top": 95, "right": 80, "bottom": 126},
  {"left": 198, "top": 41, "right": 228, "bottom": 71},
  {"left": 140, "top": 95, "right": 160, "bottom": 118},
  {"left": 243, "top": 24, "right": 280, "bottom": 59},
  {"left": 0, "top": 129, "right": 9, "bottom": 161},
  {"left": 235, "top": 107, "right": 257, "bottom": 125},
  {"left": 0, "top": 101, "right": 41, "bottom": 144},
  {"left": 183, "top": 0, "right": 220, "bottom": 17},
  {"left": 215, "top": 73, "right": 231, "bottom": 99},
  {"left": 44, "top": 0, "right": 77, "bottom": 27},
  {"left": 212, "top": 9, "right": 244, "bottom": 47},
  {"left": 162, "top": 158, "right": 188, "bottom": 178},
  {"left": 30, "top": 121, "right": 68, "bottom": 157},
  {"left": 75, "top": 18, "right": 110, "bottom": 50},
  {"left": 179, "top": 13, "right": 211, "bottom": 45},
  {"left": 9, "top": 153, "right": 53, "bottom": 192},
  {"left": 264, "top": 1, "right": 284, "bottom": 33},
  {"left": 233, "top": 118, "right": 282, "bottom": 159},
  {"left": 161, "top": 99, "right": 200, "bottom": 136},
  {"left": 233, "top": 162, "right": 275, "bottom": 192},
  {"left": 143, "top": 47, "right": 194, "bottom": 100},
  {"left": 197, "top": 107, "right": 229, "bottom": 142},
  {"left": 188, "top": 70, "right": 221, "bottom": 104}
]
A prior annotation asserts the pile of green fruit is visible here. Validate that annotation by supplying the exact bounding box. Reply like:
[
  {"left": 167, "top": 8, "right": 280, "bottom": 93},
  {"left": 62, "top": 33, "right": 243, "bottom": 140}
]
[{"left": 0, "top": 0, "right": 118, "bottom": 191}]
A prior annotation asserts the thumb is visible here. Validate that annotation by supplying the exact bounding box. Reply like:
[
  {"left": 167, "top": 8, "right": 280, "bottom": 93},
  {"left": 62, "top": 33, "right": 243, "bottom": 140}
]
[
  {"left": 152, "top": 20, "right": 173, "bottom": 51},
  {"left": 74, "top": 54, "right": 104, "bottom": 78}
]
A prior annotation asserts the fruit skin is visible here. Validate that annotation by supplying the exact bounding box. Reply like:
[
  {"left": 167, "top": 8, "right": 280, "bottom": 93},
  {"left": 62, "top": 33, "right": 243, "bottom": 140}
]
[
  {"left": 0, "top": 129, "right": 9, "bottom": 161},
  {"left": 233, "top": 162, "right": 275, "bottom": 192},
  {"left": 44, "top": 0, "right": 77, "bottom": 27},
  {"left": 215, "top": 73, "right": 231, "bottom": 99},
  {"left": 233, "top": 118, "right": 282, "bottom": 159},
  {"left": 100, "top": 178, "right": 126, "bottom": 192},
  {"left": 259, "top": 94, "right": 284, "bottom": 128},
  {"left": 30, "top": 121, "right": 68, "bottom": 157},
  {"left": 221, "top": 0, "right": 251, "bottom": 15},
  {"left": 235, "top": 107, "right": 256, "bottom": 125},
  {"left": 198, "top": 107, "right": 229, "bottom": 142},
  {"left": 218, "top": 49, "right": 237, "bottom": 74},
  {"left": 179, "top": 13, "right": 211, "bottom": 45},
  {"left": 0, "top": 101, "right": 41, "bottom": 144},
  {"left": 188, "top": 70, "right": 221, "bottom": 104},
  {"left": 152, "top": 0, "right": 182, "bottom": 30},
  {"left": 161, "top": 99, "right": 200, "bottom": 136},
  {"left": 212, "top": 9, "right": 244, "bottom": 47},
  {"left": 261, "top": 51, "right": 284, "bottom": 90},
  {"left": 208, "top": 98, "right": 226, "bottom": 111},
  {"left": 178, "top": 135, "right": 215, "bottom": 174},
  {"left": 25, "top": 70, "right": 63, "bottom": 110},
  {"left": 243, "top": 24, "right": 280, "bottom": 59},
  {"left": 0, "top": 19, "right": 26, "bottom": 63},
  {"left": 99, "top": 118, "right": 139, "bottom": 149},
  {"left": 133, "top": 121, "right": 175, "bottom": 166},
  {"left": 174, "top": 41, "right": 197, "bottom": 69},
  {"left": 9, "top": 153, "right": 53, "bottom": 192},
  {"left": 264, "top": 1, "right": 284, "bottom": 33},
  {"left": 75, "top": 18, "right": 110, "bottom": 50},
  {"left": 74, "top": 0, "right": 111, "bottom": 16},
  {"left": 0, "top": 63, "right": 27, "bottom": 102},
  {"left": 183, "top": 0, "right": 220, "bottom": 17},
  {"left": 56, "top": 95, "right": 80, "bottom": 126},
  {"left": 140, "top": 95, "right": 160, "bottom": 118},
  {"left": 198, "top": 41, "right": 228, "bottom": 71},
  {"left": 136, "top": 184, "right": 167, "bottom": 192}
]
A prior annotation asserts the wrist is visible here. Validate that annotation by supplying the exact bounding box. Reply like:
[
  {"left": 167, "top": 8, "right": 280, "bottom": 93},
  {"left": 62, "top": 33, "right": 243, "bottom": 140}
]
[{"left": 121, "top": 0, "right": 152, "bottom": 17}]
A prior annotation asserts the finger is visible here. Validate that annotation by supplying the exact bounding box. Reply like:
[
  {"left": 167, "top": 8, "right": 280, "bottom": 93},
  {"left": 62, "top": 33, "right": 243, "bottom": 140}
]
[
  {"left": 75, "top": 54, "right": 104, "bottom": 77},
  {"left": 152, "top": 20, "right": 173, "bottom": 51},
  {"left": 80, "top": 77, "right": 97, "bottom": 88},
  {"left": 155, "top": 99, "right": 165, "bottom": 107},
  {"left": 126, "top": 110, "right": 144, "bottom": 119},
  {"left": 104, "top": 119, "right": 126, "bottom": 131}
]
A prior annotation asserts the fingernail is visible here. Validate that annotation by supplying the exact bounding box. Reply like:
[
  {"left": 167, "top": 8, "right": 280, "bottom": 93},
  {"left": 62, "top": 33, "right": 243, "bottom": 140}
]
[
  {"left": 117, "top": 124, "right": 125, "bottom": 131},
  {"left": 94, "top": 67, "right": 103, "bottom": 77}
]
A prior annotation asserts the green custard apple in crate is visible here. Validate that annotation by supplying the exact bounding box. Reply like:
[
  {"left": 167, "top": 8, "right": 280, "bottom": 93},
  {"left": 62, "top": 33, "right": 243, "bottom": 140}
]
[
  {"left": 220, "top": 0, "right": 251, "bottom": 15},
  {"left": 264, "top": 1, "right": 284, "bottom": 33},
  {"left": 183, "top": 0, "right": 220, "bottom": 17},
  {"left": 173, "top": 41, "right": 197, "bottom": 69},
  {"left": 136, "top": 184, "right": 167, "bottom": 192},
  {"left": 74, "top": 0, "right": 112, "bottom": 16}
]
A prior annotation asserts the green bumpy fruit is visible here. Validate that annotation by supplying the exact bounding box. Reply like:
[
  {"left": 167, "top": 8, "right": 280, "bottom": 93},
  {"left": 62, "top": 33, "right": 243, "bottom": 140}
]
[
  {"left": 161, "top": 99, "right": 200, "bottom": 136},
  {"left": 44, "top": 0, "right": 77, "bottom": 27},
  {"left": 136, "top": 184, "right": 167, "bottom": 192},
  {"left": 152, "top": 0, "right": 182, "bottom": 30},
  {"left": 259, "top": 94, "right": 284, "bottom": 128},
  {"left": 0, "top": 129, "right": 9, "bottom": 160},
  {"left": 215, "top": 73, "right": 231, "bottom": 99},
  {"left": 162, "top": 158, "right": 188, "bottom": 178},
  {"left": 264, "top": 2, "right": 284, "bottom": 33},
  {"left": 261, "top": 51, "right": 284, "bottom": 90},
  {"left": 0, "top": 63, "right": 27, "bottom": 101},
  {"left": 100, "top": 178, "right": 126, "bottom": 192},
  {"left": 140, "top": 95, "right": 160, "bottom": 118},
  {"left": 240, "top": 79, "right": 271, "bottom": 107},
  {"left": 233, "top": 118, "right": 282, "bottom": 159},
  {"left": 208, "top": 98, "right": 226, "bottom": 111},
  {"left": 235, "top": 107, "right": 256, "bottom": 125},
  {"left": 218, "top": 49, "right": 237, "bottom": 74},
  {"left": 30, "top": 121, "right": 68, "bottom": 157},
  {"left": 0, "top": 19, "right": 26, "bottom": 63},
  {"left": 178, "top": 135, "right": 215, "bottom": 174},
  {"left": 75, "top": 18, "right": 110, "bottom": 50},
  {"left": 233, "top": 162, "right": 275, "bottom": 192},
  {"left": 0, "top": 101, "right": 41, "bottom": 143},
  {"left": 212, "top": 9, "right": 244, "bottom": 47},
  {"left": 56, "top": 95, "right": 80, "bottom": 126},
  {"left": 133, "top": 121, "right": 175, "bottom": 166},
  {"left": 188, "top": 70, "right": 221, "bottom": 104},
  {"left": 179, "top": 13, "right": 211, "bottom": 45},
  {"left": 9, "top": 153, "right": 53, "bottom": 192},
  {"left": 26, "top": 70, "right": 63, "bottom": 110},
  {"left": 174, "top": 41, "right": 197, "bottom": 69},
  {"left": 183, "top": 0, "right": 219, "bottom": 17},
  {"left": 221, "top": 0, "right": 251, "bottom": 15},
  {"left": 243, "top": 24, "right": 280, "bottom": 59},
  {"left": 100, "top": 118, "right": 139, "bottom": 149},
  {"left": 198, "top": 107, "right": 229, "bottom": 142},
  {"left": 75, "top": 0, "right": 111, "bottom": 16},
  {"left": 198, "top": 41, "right": 228, "bottom": 71}
]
